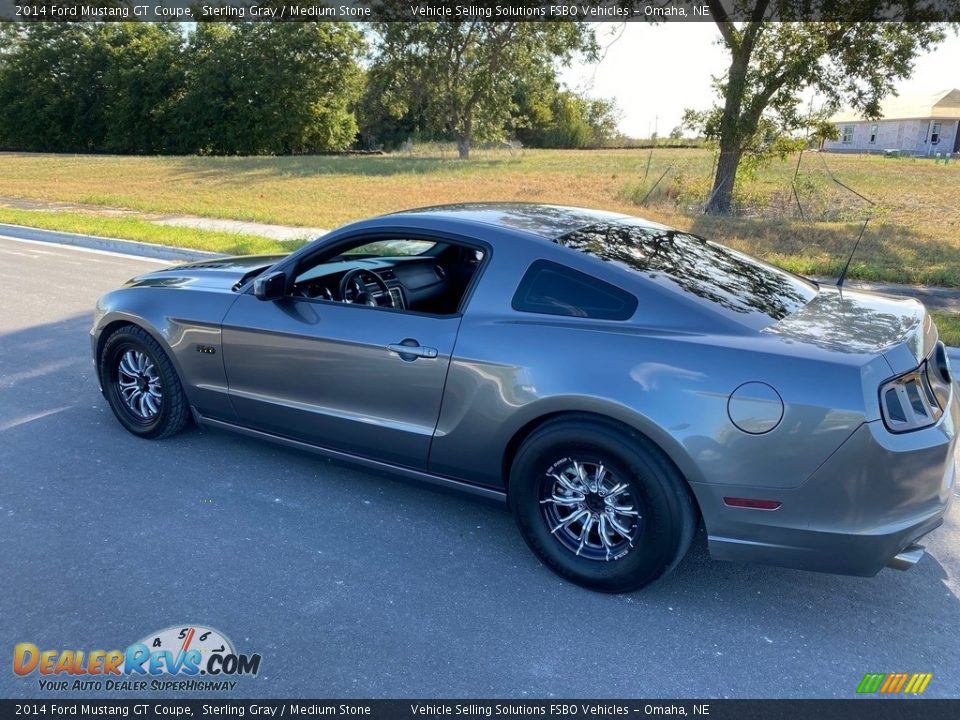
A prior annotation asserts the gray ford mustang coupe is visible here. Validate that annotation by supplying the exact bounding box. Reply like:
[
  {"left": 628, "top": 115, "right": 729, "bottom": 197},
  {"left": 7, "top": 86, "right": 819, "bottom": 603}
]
[{"left": 92, "top": 203, "right": 957, "bottom": 592}]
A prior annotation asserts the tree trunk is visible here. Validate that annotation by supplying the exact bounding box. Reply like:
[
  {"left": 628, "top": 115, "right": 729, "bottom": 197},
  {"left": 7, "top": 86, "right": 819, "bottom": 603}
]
[
  {"left": 705, "top": 46, "right": 750, "bottom": 215},
  {"left": 456, "top": 113, "right": 473, "bottom": 159},
  {"left": 707, "top": 144, "right": 743, "bottom": 214}
]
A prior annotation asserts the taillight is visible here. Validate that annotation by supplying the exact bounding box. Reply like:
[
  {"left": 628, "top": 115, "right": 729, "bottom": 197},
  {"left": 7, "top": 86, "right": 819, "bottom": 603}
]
[
  {"left": 880, "top": 344, "right": 952, "bottom": 433},
  {"left": 927, "top": 341, "right": 953, "bottom": 410}
]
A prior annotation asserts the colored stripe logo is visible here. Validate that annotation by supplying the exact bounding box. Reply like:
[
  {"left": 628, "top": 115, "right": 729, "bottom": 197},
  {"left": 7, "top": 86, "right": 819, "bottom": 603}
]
[{"left": 857, "top": 673, "right": 932, "bottom": 694}]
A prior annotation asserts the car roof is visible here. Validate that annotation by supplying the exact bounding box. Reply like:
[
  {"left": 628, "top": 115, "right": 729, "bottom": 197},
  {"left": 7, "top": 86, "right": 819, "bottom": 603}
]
[{"left": 385, "top": 202, "right": 670, "bottom": 240}]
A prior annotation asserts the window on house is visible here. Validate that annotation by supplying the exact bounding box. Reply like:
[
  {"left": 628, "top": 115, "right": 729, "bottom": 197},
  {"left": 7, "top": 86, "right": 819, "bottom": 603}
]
[
  {"left": 869, "top": 124, "right": 878, "bottom": 144},
  {"left": 842, "top": 126, "right": 854, "bottom": 144},
  {"left": 931, "top": 122, "right": 942, "bottom": 145}
]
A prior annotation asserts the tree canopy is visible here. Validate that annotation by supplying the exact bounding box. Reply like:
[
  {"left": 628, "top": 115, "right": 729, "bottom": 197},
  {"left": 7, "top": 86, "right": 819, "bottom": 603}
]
[
  {"left": 0, "top": 22, "right": 365, "bottom": 155},
  {"left": 0, "top": 21, "right": 614, "bottom": 156},
  {"left": 174, "top": 23, "right": 365, "bottom": 155},
  {"left": 365, "top": 22, "right": 599, "bottom": 157}
]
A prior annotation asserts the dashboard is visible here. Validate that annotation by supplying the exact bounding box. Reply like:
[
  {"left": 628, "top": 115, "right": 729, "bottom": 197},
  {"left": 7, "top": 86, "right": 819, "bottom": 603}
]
[{"left": 292, "top": 257, "right": 453, "bottom": 313}]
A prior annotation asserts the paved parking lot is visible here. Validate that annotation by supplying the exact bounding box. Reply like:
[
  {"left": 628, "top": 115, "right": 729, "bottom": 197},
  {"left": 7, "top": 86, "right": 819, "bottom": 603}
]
[{"left": 1, "top": 233, "right": 958, "bottom": 699}]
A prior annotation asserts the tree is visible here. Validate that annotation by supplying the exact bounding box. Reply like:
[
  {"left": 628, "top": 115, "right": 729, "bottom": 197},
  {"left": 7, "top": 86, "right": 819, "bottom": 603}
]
[
  {"left": 0, "top": 22, "right": 363, "bottom": 155},
  {"left": 101, "top": 24, "right": 185, "bottom": 154},
  {"left": 357, "top": 40, "right": 441, "bottom": 150},
  {"left": 360, "top": 50, "right": 619, "bottom": 152},
  {"left": 585, "top": 97, "right": 622, "bottom": 146},
  {"left": 808, "top": 118, "right": 840, "bottom": 150},
  {"left": 507, "top": 67, "right": 621, "bottom": 150},
  {"left": 507, "top": 69, "right": 560, "bottom": 146},
  {"left": 0, "top": 24, "right": 111, "bottom": 151},
  {"left": 685, "top": 3, "right": 950, "bottom": 213},
  {"left": 176, "top": 23, "right": 364, "bottom": 155},
  {"left": 520, "top": 91, "right": 621, "bottom": 148},
  {"left": 368, "top": 22, "right": 597, "bottom": 158},
  {"left": 0, "top": 24, "right": 185, "bottom": 154}
]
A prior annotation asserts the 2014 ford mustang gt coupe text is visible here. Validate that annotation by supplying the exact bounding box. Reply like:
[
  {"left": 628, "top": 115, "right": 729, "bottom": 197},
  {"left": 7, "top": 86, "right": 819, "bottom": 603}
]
[{"left": 92, "top": 204, "right": 958, "bottom": 592}]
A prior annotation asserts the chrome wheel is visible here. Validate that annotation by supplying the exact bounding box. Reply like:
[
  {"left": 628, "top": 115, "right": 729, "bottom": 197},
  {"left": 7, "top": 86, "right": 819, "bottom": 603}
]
[
  {"left": 116, "top": 349, "right": 163, "bottom": 422},
  {"left": 539, "top": 459, "right": 643, "bottom": 562}
]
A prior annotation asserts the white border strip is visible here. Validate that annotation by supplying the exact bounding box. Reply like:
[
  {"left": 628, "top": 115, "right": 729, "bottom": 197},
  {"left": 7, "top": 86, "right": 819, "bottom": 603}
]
[{"left": 0, "top": 233, "right": 174, "bottom": 264}]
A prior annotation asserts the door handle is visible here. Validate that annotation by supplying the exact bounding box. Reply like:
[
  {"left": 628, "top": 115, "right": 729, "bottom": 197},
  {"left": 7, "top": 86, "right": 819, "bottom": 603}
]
[{"left": 387, "top": 340, "right": 438, "bottom": 360}]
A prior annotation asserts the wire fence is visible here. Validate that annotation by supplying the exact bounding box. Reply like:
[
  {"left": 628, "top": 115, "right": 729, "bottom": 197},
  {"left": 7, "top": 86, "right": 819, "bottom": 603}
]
[{"left": 617, "top": 149, "right": 902, "bottom": 223}]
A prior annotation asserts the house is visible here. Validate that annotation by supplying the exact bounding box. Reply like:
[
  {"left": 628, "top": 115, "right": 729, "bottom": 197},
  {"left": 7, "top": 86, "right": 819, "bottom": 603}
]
[{"left": 822, "top": 88, "right": 960, "bottom": 155}]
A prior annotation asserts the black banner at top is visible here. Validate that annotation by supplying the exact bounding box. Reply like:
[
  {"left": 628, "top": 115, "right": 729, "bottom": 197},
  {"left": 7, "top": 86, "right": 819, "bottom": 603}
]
[{"left": 0, "top": 0, "right": 958, "bottom": 22}]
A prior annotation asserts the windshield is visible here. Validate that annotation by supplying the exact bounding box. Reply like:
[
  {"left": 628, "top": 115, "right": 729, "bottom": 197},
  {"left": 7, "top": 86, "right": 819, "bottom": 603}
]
[
  {"left": 556, "top": 221, "right": 818, "bottom": 322},
  {"left": 341, "top": 240, "right": 436, "bottom": 257}
]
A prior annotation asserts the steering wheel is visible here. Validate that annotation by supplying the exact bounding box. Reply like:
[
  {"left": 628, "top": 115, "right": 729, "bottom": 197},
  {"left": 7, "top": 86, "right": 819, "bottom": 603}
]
[
  {"left": 339, "top": 268, "right": 393, "bottom": 307},
  {"left": 291, "top": 282, "right": 333, "bottom": 300}
]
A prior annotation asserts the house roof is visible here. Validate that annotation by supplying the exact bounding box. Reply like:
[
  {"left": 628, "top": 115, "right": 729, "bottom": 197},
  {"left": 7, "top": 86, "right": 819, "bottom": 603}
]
[{"left": 830, "top": 88, "right": 960, "bottom": 123}]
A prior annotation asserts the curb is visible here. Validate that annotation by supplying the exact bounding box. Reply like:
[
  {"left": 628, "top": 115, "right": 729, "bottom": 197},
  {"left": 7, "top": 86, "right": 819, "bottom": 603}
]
[{"left": 0, "top": 223, "right": 225, "bottom": 262}]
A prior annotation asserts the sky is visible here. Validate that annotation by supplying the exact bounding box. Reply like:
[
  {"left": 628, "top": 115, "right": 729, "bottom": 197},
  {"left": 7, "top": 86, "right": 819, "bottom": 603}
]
[{"left": 559, "top": 23, "right": 960, "bottom": 138}]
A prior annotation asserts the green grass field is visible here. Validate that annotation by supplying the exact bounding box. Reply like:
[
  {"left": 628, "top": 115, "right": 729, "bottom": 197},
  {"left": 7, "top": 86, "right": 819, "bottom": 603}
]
[
  {"left": 1, "top": 147, "right": 959, "bottom": 344},
  {"left": 1, "top": 147, "right": 958, "bottom": 286},
  {"left": 931, "top": 312, "right": 960, "bottom": 346},
  {"left": 0, "top": 207, "right": 293, "bottom": 256}
]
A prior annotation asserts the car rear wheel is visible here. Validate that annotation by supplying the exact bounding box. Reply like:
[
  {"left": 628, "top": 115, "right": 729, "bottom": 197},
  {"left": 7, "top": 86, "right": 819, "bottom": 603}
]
[
  {"left": 509, "top": 417, "right": 696, "bottom": 593},
  {"left": 99, "top": 325, "right": 189, "bottom": 440}
]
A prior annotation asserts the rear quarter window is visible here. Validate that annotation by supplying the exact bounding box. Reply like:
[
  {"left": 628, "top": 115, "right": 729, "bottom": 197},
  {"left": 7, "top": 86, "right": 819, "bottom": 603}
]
[
  {"left": 512, "top": 260, "right": 638, "bottom": 321},
  {"left": 556, "top": 222, "right": 817, "bottom": 322}
]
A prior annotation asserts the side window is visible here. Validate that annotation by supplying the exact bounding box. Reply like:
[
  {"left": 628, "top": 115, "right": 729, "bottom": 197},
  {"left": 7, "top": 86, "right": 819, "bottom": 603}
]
[
  {"left": 512, "top": 260, "right": 637, "bottom": 321},
  {"left": 290, "top": 236, "right": 484, "bottom": 316}
]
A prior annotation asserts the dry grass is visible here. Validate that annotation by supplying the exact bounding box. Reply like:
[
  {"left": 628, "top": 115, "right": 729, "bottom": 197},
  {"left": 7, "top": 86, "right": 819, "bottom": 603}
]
[{"left": 0, "top": 148, "right": 958, "bottom": 285}]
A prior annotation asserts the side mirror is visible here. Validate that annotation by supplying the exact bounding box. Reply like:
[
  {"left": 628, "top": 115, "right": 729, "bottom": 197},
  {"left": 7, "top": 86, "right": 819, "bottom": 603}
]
[{"left": 253, "top": 271, "right": 287, "bottom": 301}]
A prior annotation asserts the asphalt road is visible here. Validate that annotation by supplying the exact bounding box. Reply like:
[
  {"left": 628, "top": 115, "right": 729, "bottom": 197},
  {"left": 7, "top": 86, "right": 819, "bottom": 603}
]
[{"left": 1, "top": 233, "right": 958, "bottom": 700}]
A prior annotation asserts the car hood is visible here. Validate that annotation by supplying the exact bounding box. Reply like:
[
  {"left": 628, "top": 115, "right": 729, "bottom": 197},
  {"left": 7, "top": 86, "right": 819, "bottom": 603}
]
[
  {"left": 125, "top": 254, "right": 287, "bottom": 292},
  {"left": 764, "top": 286, "right": 937, "bottom": 374}
]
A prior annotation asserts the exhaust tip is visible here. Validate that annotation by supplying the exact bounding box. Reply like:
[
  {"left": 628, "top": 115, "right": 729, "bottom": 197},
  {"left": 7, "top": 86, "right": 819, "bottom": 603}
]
[{"left": 888, "top": 544, "right": 925, "bottom": 571}]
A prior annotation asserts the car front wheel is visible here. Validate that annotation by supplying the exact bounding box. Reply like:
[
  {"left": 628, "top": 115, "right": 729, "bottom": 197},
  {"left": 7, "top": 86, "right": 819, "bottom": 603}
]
[
  {"left": 509, "top": 417, "right": 696, "bottom": 593},
  {"left": 99, "top": 325, "right": 189, "bottom": 440}
]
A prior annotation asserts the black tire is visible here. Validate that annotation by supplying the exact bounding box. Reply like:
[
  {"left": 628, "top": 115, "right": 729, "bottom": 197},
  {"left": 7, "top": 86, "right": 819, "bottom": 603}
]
[
  {"left": 509, "top": 416, "right": 696, "bottom": 593},
  {"left": 98, "top": 325, "right": 190, "bottom": 440}
]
